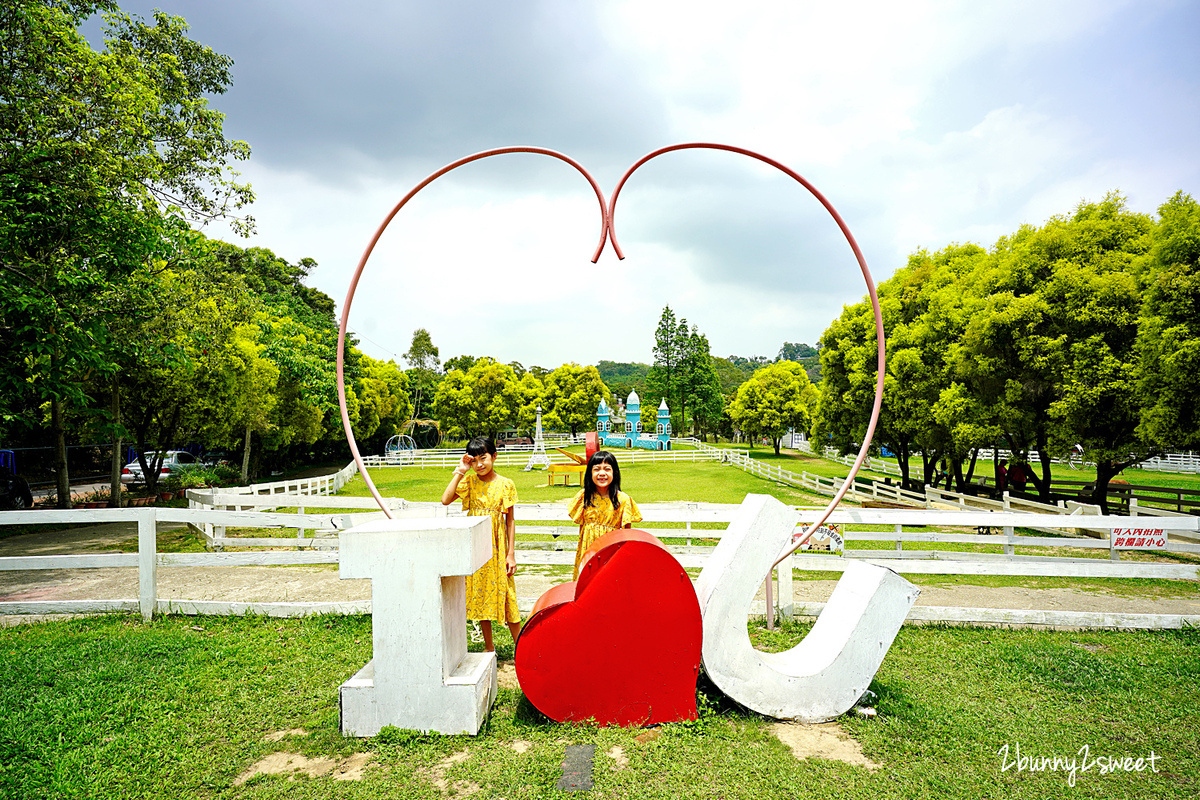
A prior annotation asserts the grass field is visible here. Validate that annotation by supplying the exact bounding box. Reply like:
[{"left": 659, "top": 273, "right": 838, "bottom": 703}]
[
  {"left": 341, "top": 458, "right": 833, "bottom": 507},
  {"left": 1, "top": 614, "right": 1196, "bottom": 799}
]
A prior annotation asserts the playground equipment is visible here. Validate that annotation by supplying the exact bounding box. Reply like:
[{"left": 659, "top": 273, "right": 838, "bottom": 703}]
[
  {"left": 384, "top": 434, "right": 418, "bottom": 460},
  {"left": 402, "top": 419, "right": 443, "bottom": 450}
]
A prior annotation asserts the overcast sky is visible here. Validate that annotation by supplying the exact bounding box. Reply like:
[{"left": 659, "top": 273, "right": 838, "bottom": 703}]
[{"left": 88, "top": 1, "right": 1199, "bottom": 369}]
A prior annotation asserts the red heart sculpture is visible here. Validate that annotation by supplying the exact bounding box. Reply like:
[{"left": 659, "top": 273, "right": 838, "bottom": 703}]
[{"left": 514, "top": 528, "right": 702, "bottom": 726}]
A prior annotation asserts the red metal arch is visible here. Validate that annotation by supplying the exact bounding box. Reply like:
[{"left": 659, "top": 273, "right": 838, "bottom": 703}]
[
  {"left": 336, "top": 147, "right": 611, "bottom": 517},
  {"left": 607, "top": 143, "right": 886, "bottom": 561}
]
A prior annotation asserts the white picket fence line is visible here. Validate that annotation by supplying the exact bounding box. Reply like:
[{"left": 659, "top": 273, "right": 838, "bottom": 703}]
[{"left": 3, "top": 496, "right": 1198, "bottom": 627}]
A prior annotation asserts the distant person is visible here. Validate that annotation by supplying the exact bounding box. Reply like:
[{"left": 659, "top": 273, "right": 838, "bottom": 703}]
[
  {"left": 567, "top": 450, "right": 642, "bottom": 581},
  {"left": 996, "top": 458, "right": 1009, "bottom": 492},
  {"left": 1009, "top": 461, "right": 1028, "bottom": 492},
  {"left": 441, "top": 436, "right": 521, "bottom": 652}
]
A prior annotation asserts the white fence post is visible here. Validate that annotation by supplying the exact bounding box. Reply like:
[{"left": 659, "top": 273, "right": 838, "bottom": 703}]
[
  {"left": 139, "top": 509, "right": 156, "bottom": 621},
  {"left": 776, "top": 552, "right": 793, "bottom": 621},
  {"left": 1003, "top": 526, "right": 1015, "bottom": 558}
]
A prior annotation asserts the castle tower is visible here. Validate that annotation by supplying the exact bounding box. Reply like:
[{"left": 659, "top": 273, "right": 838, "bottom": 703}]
[
  {"left": 625, "top": 390, "right": 641, "bottom": 436},
  {"left": 597, "top": 398, "right": 610, "bottom": 433}
]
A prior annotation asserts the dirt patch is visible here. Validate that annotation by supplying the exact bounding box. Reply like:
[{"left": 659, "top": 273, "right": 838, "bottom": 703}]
[
  {"left": 770, "top": 721, "right": 881, "bottom": 770},
  {"left": 232, "top": 747, "right": 374, "bottom": 785},
  {"left": 497, "top": 659, "right": 520, "bottom": 690},
  {"left": 419, "top": 749, "right": 481, "bottom": 797},
  {"left": 263, "top": 729, "right": 307, "bottom": 742},
  {"left": 331, "top": 752, "right": 374, "bottom": 781},
  {"left": 510, "top": 740, "right": 532, "bottom": 754},
  {"left": 606, "top": 745, "right": 628, "bottom": 770},
  {"left": 236, "top": 752, "right": 332, "bottom": 784}
]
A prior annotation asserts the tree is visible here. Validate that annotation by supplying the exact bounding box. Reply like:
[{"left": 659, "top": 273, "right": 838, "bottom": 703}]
[
  {"left": 0, "top": 1, "right": 252, "bottom": 504},
  {"left": 777, "top": 342, "right": 817, "bottom": 360},
  {"left": 728, "top": 361, "right": 817, "bottom": 455},
  {"left": 954, "top": 194, "right": 1154, "bottom": 501},
  {"left": 1137, "top": 192, "right": 1200, "bottom": 453},
  {"left": 678, "top": 327, "right": 723, "bottom": 440},
  {"left": 432, "top": 358, "right": 522, "bottom": 440},
  {"left": 647, "top": 306, "right": 687, "bottom": 431},
  {"left": 220, "top": 325, "right": 280, "bottom": 483},
  {"left": 596, "top": 360, "right": 649, "bottom": 403},
  {"left": 443, "top": 354, "right": 478, "bottom": 374},
  {"left": 403, "top": 328, "right": 440, "bottom": 419},
  {"left": 355, "top": 355, "right": 413, "bottom": 456},
  {"left": 515, "top": 372, "right": 545, "bottom": 436},
  {"left": 543, "top": 364, "right": 610, "bottom": 437}
]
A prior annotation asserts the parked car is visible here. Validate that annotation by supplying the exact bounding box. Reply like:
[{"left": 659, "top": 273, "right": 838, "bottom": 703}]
[
  {"left": 494, "top": 430, "right": 533, "bottom": 448},
  {"left": 200, "top": 450, "right": 236, "bottom": 468},
  {"left": 0, "top": 466, "right": 33, "bottom": 510},
  {"left": 120, "top": 450, "right": 199, "bottom": 487}
]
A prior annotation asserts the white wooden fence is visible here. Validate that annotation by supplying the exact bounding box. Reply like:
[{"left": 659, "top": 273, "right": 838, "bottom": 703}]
[{"left": 4, "top": 495, "right": 1198, "bottom": 628}]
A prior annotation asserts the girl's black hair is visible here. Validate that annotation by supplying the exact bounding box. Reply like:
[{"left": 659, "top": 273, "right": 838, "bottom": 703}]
[
  {"left": 465, "top": 436, "right": 496, "bottom": 457},
  {"left": 583, "top": 450, "right": 622, "bottom": 508}
]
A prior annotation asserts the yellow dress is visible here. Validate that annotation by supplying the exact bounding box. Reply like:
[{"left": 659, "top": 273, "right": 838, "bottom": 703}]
[
  {"left": 567, "top": 489, "right": 643, "bottom": 580},
  {"left": 456, "top": 472, "right": 520, "bottom": 623}
]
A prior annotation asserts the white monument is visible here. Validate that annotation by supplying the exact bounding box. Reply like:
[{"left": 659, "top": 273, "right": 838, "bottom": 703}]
[
  {"left": 694, "top": 494, "right": 920, "bottom": 722},
  {"left": 523, "top": 404, "right": 551, "bottom": 471},
  {"left": 338, "top": 516, "right": 497, "bottom": 736}
]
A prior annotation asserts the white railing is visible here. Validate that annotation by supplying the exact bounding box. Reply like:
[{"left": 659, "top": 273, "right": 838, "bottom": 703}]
[
  {"left": 216, "top": 461, "right": 360, "bottom": 496},
  {"left": 821, "top": 447, "right": 904, "bottom": 477},
  {"left": 3, "top": 502, "right": 1198, "bottom": 627},
  {"left": 1141, "top": 452, "right": 1200, "bottom": 473}
]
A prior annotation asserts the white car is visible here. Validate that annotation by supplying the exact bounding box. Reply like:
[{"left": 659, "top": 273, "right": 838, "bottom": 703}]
[{"left": 120, "top": 450, "right": 198, "bottom": 486}]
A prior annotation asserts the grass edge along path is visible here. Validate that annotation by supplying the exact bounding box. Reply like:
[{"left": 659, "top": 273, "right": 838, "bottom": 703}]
[{"left": 0, "top": 614, "right": 1196, "bottom": 798}]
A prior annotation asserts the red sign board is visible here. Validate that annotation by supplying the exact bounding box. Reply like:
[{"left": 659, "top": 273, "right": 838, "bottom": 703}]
[{"left": 1111, "top": 528, "right": 1168, "bottom": 550}]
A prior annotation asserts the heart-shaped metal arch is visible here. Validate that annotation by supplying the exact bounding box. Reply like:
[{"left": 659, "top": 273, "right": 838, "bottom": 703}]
[
  {"left": 336, "top": 143, "right": 885, "bottom": 539},
  {"left": 606, "top": 143, "right": 885, "bottom": 565},
  {"left": 336, "top": 147, "right": 611, "bottom": 515}
]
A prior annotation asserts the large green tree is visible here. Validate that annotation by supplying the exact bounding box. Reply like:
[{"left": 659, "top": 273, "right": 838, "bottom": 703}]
[
  {"left": 647, "top": 306, "right": 687, "bottom": 430},
  {"left": 1136, "top": 191, "right": 1200, "bottom": 454},
  {"left": 0, "top": 1, "right": 252, "bottom": 503},
  {"left": 433, "top": 358, "right": 522, "bottom": 440},
  {"left": 728, "top": 361, "right": 817, "bottom": 455},
  {"left": 543, "top": 363, "right": 610, "bottom": 437}
]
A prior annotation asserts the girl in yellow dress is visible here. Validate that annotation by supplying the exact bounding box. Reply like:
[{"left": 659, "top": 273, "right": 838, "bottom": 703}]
[
  {"left": 567, "top": 450, "right": 642, "bottom": 580},
  {"left": 440, "top": 436, "right": 521, "bottom": 652}
]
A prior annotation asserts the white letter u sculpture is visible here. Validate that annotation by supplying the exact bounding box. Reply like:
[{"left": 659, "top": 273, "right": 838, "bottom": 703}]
[{"left": 695, "top": 494, "right": 920, "bottom": 722}]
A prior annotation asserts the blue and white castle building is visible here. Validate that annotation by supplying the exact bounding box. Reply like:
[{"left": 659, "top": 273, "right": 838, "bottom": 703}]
[{"left": 596, "top": 391, "right": 672, "bottom": 451}]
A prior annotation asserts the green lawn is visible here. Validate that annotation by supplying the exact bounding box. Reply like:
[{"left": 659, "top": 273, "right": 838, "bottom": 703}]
[
  {"left": 342, "top": 460, "right": 835, "bottom": 507},
  {"left": 1, "top": 614, "right": 1195, "bottom": 798}
]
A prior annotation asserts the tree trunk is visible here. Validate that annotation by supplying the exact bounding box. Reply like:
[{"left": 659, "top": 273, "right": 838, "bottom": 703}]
[
  {"left": 894, "top": 442, "right": 913, "bottom": 492},
  {"left": 1033, "top": 436, "right": 1053, "bottom": 501},
  {"left": 51, "top": 396, "right": 71, "bottom": 508},
  {"left": 109, "top": 376, "right": 122, "bottom": 507},
  {"left": 241, "top": 422, "right": 253, "bottom": 483},
  {"left": 921, "top": 451, "right": 938, "bottom": 487},
  {"left": 1092, "top": 459, "right": 1120, "bottom": 515},
  {"left": 954, "top": 448, "right": 979, "bottom": 493}
]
